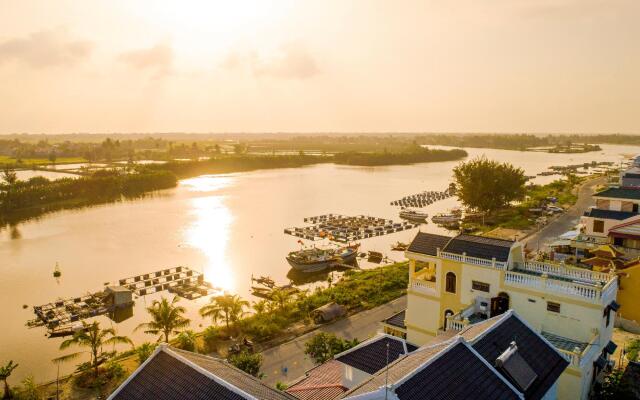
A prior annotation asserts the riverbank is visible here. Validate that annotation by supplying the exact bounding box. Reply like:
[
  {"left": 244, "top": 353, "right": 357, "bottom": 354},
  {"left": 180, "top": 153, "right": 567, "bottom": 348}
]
[
  {"left": 0, "top": 170, "right": 177, "bottom": 225},
  {"left": 30, "top": 262, "right": 409, "bottom": 399}
]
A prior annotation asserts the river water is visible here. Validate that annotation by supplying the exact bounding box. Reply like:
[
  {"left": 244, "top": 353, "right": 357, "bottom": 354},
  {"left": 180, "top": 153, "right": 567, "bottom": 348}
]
[{"left": 0, "top": 144, "right": 637, "bottom": 382}]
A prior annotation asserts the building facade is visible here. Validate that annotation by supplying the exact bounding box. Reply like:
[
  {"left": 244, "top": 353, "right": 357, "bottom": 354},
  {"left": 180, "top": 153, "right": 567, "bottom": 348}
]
[{"left": 401, "top": 232, "right": 618, "bottom": 400}]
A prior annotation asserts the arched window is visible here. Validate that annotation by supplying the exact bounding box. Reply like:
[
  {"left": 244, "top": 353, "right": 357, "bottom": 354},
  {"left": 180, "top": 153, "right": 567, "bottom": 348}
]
[{"left": 445, "top": 272, "right": 456, "bottom": 293}]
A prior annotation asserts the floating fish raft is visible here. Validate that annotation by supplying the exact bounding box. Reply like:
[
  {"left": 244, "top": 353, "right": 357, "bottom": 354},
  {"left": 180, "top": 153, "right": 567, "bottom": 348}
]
[
  {"left": 29, "top": 266, "right": 215, "bottom": 336},
  {"left": 390, "top": 189, "right": 454, "bottom": 208},
  {"left": 284, "top": 214, "right": 419, "bottom": 242}
]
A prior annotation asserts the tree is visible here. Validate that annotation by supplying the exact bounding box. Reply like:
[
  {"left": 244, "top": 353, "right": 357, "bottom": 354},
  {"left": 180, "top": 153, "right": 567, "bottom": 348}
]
[
  {"left": 175, "top": 330, "right": 198, "bottom": 352},
  {"left": 16, "top": 375, "right": 39, "bottom": 400},
  {"left": 452, "top": 157, "right": 526, "bottom": 214},
  {"left": 48, "top": 151, "right": 57, "bottom": 165},
  {"left": 200, "top": 294, "right": 249, "bottom": 330},
  {"left": 304, "top": 332, "right": 359, "bottom": 365},
  {"left": 0, "top": 360, "right": 18, "bottom": 399},
  {"left": 228, "top": 352, "right": 262, "bottom": 377},
  {"left": 1, "top": 166, "right": 17, "bottom": 186},
  {"left": 593, "top": 369, "right": 635, "bottom": 400},
  {"left": 56, "top": 322, "right": 132, "bottom": 379},
  {"left": 135, "top": 343, "right": 157, "bottom": 365},
  {"left": 270, "top": 289, "right": 292, "bottom": 311},
  {"left": 137, "top": 296, "right": 191, "bottom": 343}
]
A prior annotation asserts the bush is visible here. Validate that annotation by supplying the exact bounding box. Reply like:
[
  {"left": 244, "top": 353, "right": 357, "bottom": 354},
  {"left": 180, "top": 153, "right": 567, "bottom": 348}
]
[
  {"left": 304, "top": 332, "right": 359, "bottom": 364},
  {"left": 627, "top": 339, "right": 640, "bottom": 362},
  {"left": 228, "top": 352, "right": 263, "bottom": 377},
  {"left": 176, "top": 330, "right": 198, "bottom": 352},
  {"left": 136, "top": 343, "right": 157, "bottom": 365}
]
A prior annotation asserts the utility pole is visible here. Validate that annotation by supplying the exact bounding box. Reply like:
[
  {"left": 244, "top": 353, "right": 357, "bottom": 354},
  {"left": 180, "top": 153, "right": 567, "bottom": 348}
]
[{"left": 385, "top": 342, "right": 390, "bottom": 400}]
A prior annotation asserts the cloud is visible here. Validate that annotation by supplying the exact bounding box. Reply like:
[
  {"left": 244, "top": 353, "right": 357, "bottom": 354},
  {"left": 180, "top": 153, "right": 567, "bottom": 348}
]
[
  {"left": 224, "top": 44, "right": 319, "bottom": 80},
  {"left": 118, "top": 43, "right": 173, "bottom": 75},
  {"left": 0, "top": 29, "right": 92, "bottom": 68}
]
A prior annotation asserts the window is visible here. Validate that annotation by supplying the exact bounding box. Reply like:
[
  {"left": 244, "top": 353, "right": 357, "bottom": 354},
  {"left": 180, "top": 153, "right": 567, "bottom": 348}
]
[
  {"left": 634, "top": 203, "right": 639, "bottom": 213},
  {"left": 547, "top": 302, "right": 561, "bottom": 313},
  {"left": 593, "top": 220, "right": 605, "bottom": 233},
  {"left": 472, "top": 281, "right": 490, "bottom": 292},
  {"left": 445, "top": 272, "right": 456, "bottom": 293}
]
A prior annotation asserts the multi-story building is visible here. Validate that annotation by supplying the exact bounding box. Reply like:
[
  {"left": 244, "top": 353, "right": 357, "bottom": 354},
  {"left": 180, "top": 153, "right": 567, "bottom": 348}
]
[
  {"left": 581, "top": 187, "right": 640, "bottom": 239},
  {"left": 401, "top": 232, "right": 619, "bottom": 400}
]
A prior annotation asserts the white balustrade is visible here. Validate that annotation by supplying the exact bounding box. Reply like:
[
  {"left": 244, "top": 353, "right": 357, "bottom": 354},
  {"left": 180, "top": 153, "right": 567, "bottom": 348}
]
[
  {"left": 520, "top": 261, "right": 612, "bottom": 284},
  {"left": 504, "top": 270, "right": 616, "bottom": 303},
  {"left": 411, "top": 278, "right": 436, "bottom": 294},
  {"left": 439, "top": 251, "right": 507, "bottom": 270}
]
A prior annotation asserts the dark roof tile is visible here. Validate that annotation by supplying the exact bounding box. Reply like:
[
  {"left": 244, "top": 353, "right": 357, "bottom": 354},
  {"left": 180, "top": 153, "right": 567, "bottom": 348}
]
[
  {"left": 407, "top": 232, "right": 451, "bottom": 256},
  {"left": 443, "top": 234, "right": 514, "bottom": 262},
  {"left": 336, "top": 336, "right": 409, "bottom": 375},
  {"left": 594, "top": 187, "right": 640, "bottom": 200},
  {"left": 584, "top": 208, "right": 638, "bottom": 220}
]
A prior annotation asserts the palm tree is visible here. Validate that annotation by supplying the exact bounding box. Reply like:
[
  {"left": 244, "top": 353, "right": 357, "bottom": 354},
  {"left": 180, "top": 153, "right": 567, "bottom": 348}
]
[
  {"left": 252, "top": 300, "right": 268, "bottom": 316},
  {"left": 56, "top": 322, "right": 132, "bottom": 378},
  {"left": 137, "top": 296, "right": 191, "bottom": 343},
  {"left": 270, "top": 289, "right": 292, "bottom": 311},
  {"left": 200, "top": 294, "right": 249, "bottom": 330},
  {"left": 0, "top": 360, "right": 18, "bottom": 399}
]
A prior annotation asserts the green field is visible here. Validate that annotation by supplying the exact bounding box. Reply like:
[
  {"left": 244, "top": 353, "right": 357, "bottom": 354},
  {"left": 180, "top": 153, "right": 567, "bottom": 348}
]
[{"left": 0, "top": 156, "right": 86, "bottom": 166}]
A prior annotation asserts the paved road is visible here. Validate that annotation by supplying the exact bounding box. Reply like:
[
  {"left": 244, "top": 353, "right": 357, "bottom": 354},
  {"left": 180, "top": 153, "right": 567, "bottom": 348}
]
[
  {"left": 260, "top": 295, "right": 407, "bottom": 385},
  {"left": 523, "top": 176, "right": 606, "bottom": 251}
]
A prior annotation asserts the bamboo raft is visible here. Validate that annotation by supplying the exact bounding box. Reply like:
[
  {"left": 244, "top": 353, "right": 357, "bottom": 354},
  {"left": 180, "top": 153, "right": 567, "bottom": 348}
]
[
  {"left": 284, "top": 214, "right": 419, "bottom": 242},
  {"left": 390, "top": 189, "right": 454, "bottom": 208},
  {"left": 29, "top": 266, "right": 215, "bottom": 336}
]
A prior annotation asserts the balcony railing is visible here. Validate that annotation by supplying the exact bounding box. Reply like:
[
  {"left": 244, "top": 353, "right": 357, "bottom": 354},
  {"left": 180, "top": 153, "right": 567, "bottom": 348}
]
[
  {"left": 504, "top": 270, "right": 617, "bottom": 304},
  {"left": 438, "top": 251, "right": 507, "bottom": 270},
  {"left": 444, "top": 304, "right": 475, "bottom": 332},
  {"left": 410, "top": 278, "right": 436, "bottom": 295},
  {"left": 515, "top": 261, "right": 612, "bottom": 284}
]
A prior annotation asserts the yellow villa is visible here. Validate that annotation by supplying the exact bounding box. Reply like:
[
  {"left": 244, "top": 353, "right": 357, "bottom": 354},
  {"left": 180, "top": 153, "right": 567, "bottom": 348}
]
[{"left": 391, "top": 232, "right": 619, "bottom": 400}]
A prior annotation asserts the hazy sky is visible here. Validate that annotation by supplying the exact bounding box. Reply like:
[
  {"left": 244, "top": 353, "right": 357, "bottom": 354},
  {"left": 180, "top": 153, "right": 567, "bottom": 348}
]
[{"left": 1, "top": 0, "right": 639, "bottom": 134}]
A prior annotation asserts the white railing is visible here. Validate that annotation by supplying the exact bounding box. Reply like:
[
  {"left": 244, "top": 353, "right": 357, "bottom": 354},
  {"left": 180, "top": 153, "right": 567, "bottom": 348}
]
[
  {"left": 504, "top": 271, "right": 611, "bottom": 303},
  {"left": 439, "top": 251, "right": 507, "bottom": 270},
  {"left": 411, "top": 279, "right": 436, "bottom": 294},
  {"left": 517, "top": 261, "right": 613, "bottom": 284},
  {"left": 446, "top": 317, "right": 467, "bottom": 332}
]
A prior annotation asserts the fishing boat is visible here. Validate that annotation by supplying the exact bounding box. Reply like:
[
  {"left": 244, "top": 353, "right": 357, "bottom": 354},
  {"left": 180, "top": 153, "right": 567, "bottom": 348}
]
[
  {"left": 286, "top": 243, "right": 360, "bottom": 273},
  {"left": 391, "top": 242, "right": 409, "bottom": 251},
  {"left": 431, "top": 213, "right": 461, "bottom": 224},
  {"left": 399, "top": 209, "right": 429, "bottom": 222}
]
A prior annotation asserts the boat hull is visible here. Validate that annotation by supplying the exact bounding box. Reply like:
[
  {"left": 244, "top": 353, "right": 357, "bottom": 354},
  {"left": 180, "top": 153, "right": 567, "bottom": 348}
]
[{"left": 286, "top": 250, "right": 357, "bottom": 273}]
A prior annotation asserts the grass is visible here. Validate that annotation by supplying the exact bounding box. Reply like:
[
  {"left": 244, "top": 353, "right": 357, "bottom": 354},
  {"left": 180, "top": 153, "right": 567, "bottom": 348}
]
[
  {"left": 0, "top": 156, "right": 86, "bottom": 166},
  {"left": 202, "top": 262, "right": 409, "bottom": 349},
  {"left": 464, "top": 177, "right": 583, "bottom": 233}
]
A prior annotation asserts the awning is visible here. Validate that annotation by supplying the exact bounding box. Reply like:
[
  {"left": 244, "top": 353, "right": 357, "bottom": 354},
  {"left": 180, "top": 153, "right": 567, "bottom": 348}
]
[
  {"left": 609, "top": 300, "right": 621, "bottom": 312},
  {"left": 559, "top": 230, "right": 580, "bottom": 240},
  {"left": 604, "top": 341, "right": 618, "bottom": 355}
]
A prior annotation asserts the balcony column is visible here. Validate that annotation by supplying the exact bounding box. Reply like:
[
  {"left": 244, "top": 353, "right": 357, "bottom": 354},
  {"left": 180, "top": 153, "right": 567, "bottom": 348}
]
[{"left": 462, "top": 252, "right": 467, "bottom": 263}]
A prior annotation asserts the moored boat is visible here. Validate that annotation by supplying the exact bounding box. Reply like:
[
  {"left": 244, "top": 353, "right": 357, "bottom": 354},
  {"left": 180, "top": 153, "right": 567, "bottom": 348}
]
[
  {"left": 431, "top": 213, "right": 461, "bottom": 224},
  {"left": 399, "top": 209, "right": 429, "bottom": 222},
  {"left": 286, "top": 243, "right": 360, "bottom": 273}
]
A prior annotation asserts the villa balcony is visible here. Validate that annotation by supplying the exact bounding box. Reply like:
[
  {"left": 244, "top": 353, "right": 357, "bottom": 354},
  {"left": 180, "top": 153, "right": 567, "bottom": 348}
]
[
  {"left": 506, "top": 261, "right": 618, "bottom": 304},
  {"left": 409, "top": 269, "right": 437, "bottom": 295},
  {"left": 437, "top": 250, "right": 508, "bottom": 270}
]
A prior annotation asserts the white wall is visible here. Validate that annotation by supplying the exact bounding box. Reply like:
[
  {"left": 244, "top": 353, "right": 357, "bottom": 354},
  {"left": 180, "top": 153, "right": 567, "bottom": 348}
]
[{"left": 460, "top": 265, "right": 502, "bottom": 305}]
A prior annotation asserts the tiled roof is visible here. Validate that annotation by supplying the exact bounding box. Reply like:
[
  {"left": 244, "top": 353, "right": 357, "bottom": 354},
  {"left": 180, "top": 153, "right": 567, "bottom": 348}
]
[
  {"left": 286, "top": 360, "right": 347, "bottom": 400},
  {"left": 540, "top": 332, "right": 588, "bottom": 354},
  {"left": 109, "top": 346, "right": 293, "bottom": 400},
  {"left": 610, "top": 219, "right": 640, "bottom": 236},
  {"left": 406, "top": 232, "right": 451, "bottom": 256},
  {"left": 593, "top": 187, "right": 640, "bottom": 200},
  {"left": 335, "top": 336, "right": 411, "bottom": 375},
  {"left": 472, "top": 315, "right": 569, "bottom": 400},
  {"left": 443, "top": 234, "right": 514, "bottom": 262},
  {"left": 343, "top": 342, "right": 452, "bottom": 397},
  {"left": 383, "top": 310, "right": 407, "bottom": 330},
  {"left": 394, "top": 342, "right": 520, "bottom": 400},
  {"left": 584, "top": 208, "right": 638, "bottom": 220}
]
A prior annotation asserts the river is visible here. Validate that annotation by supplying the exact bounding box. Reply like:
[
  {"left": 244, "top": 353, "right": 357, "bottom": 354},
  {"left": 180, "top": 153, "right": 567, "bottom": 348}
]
[{"left": 0, "top": 144, "right": 637, "bottom": 382}]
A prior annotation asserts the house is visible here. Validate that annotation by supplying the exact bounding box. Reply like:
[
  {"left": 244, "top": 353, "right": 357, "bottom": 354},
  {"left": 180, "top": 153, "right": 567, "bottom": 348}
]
[
  {"left": 581, "top": 187, "right": 640, "bottom": 239},
  {"left": 400, "top": 232, "right": 618, "bottom": 400},
  {"left": 344, "top": 310, "right": 568, "bottom": 400},
  {"left": 608, "top": 218, "right": 640, "bottom": 257},
  {"left": 286, "top": 334, "right": 416, "bottom": 399},
  {"left": 620, "top": 155, "right": 640, "bottom": 188},
  {"left": 107, "top": 344, "right": 295, "bottom": 400},
  {"left": 615, "top": 259, "right": 640, "bottom": 333}
]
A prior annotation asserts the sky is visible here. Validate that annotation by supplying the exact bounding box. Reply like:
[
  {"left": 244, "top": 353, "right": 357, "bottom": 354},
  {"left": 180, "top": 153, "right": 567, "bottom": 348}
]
[{"left": 0, "top": 0, "right": 639, "bottom": 134}]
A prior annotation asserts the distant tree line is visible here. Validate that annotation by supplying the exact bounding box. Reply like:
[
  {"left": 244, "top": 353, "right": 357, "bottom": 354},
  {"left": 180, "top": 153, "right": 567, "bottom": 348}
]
[{"left": 0, "top": 169, "right": 177, "bottom": 224}]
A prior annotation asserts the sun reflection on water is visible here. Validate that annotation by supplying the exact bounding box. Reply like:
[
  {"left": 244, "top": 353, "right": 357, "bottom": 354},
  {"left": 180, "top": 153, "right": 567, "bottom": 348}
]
[{"left": 183, "top": 176, "right": 235, "bottom": 292}]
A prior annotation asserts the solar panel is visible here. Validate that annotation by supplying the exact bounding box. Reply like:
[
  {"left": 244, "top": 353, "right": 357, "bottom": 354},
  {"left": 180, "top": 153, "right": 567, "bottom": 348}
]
[{"left": 495, "top": 343, "right": 538, "bottom": 392}]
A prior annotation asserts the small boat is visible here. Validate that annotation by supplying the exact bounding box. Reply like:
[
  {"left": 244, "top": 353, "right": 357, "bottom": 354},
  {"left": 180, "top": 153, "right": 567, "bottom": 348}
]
[
  {"left": 399, "top": 209, "right": 428, "bottom": 222},
  {"left": 286, "top": 243, "right": 360, "bottom": 273},
  {"left": 252, "top": 275, "right": 275, "bottom": 288},
  {"left": 431, "top": 213, "right": 461, "bottom": 224},
  {"left": 367, "top": 251, "right": 384, "bottom": 263},
  {"left": 391, "top": 242, "right": 409, "bottom": 251}
]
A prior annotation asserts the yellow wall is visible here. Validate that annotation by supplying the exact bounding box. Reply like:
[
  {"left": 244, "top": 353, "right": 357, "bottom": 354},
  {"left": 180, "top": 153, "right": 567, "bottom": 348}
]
[
  {"left": 438, "top": 259, "right": 465, "bottom": 328},
  {"left": 618, "top": 265, "right": 640, "bottom": 324}
]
